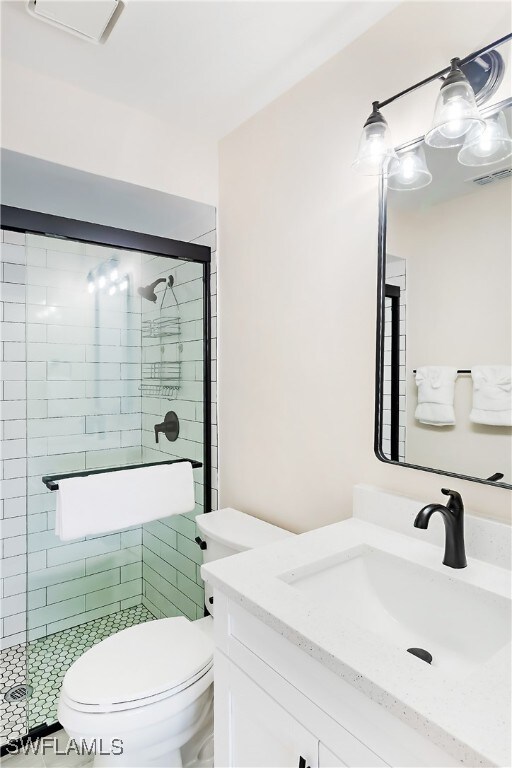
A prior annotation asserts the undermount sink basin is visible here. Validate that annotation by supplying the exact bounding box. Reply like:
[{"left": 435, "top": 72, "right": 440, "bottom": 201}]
[{"left": 280, "top": 546, "right": 511, "bottom": 679}]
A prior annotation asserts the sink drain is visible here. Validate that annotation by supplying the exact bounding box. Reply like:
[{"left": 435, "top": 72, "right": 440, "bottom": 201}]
[
  {"left": 407, "top": 647, "right": 432, "bottom": 665},
  {"left": 4, "top": 684, "right": 33, "bottom": 702}
]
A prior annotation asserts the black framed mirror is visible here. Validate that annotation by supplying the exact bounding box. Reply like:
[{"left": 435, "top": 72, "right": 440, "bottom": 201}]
[{"left": 375, "top": 75, "right": 512, "bottom": 489}]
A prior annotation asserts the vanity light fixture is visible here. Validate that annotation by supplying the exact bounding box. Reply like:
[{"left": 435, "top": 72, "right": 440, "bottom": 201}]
[
  {"left": 458, "top": 109, "right": 512, "bottom": 166},
  {"left": 352, "top": 102, "right": 397, "bottom": 176},
  {"left": 425, "top": 59, "right": 485, "bottom": 148},
  {"left": 387, "top": 143, "right": 432, "bottom": 191},
  {"left": 353, "top": 33, "right": 511, "bottom": 179}
]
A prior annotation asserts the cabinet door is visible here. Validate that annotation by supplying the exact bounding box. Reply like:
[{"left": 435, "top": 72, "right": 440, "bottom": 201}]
[
  {"left": 227, "top": 661, "right": 318, "bottom": 768},
  {"left": 318, "top": 743, "right": 348, "bottom": 767}
]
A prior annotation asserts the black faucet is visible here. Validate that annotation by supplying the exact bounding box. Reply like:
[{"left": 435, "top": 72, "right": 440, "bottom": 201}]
[{"left": 414, "top": 488, "right": 467, "bottom": 569}]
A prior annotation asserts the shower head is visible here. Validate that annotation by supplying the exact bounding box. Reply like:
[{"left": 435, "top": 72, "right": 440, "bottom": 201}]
[{"left": 137, "top": 275, "right": 174, "bottom": 303}]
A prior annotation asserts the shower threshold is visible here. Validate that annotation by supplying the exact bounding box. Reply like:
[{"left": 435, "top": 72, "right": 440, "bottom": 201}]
[{"left": 1, "top": 604, "right": 155, "bottom": 747}]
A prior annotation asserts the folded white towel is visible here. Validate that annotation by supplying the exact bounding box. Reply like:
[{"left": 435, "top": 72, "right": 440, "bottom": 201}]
[
  {"left": 415, "top": 366, "right": 458, "bottom": 426},
  {"left": 470, "top": 366, "right": 512, "bottom": 427},
  {"left": 55, "top": 461, "right": 195, "bottom": 541}
]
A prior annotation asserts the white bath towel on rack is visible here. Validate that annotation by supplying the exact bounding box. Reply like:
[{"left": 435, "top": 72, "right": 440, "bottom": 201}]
[
  {"left": 55, "top": 461, "right": 195, "bottom": 541},
  {"left": 470, "top": 366, "right": 512, "bottom": 426},
  {"left": 414, "top": 366, "right": 458, "bottom": 426}
]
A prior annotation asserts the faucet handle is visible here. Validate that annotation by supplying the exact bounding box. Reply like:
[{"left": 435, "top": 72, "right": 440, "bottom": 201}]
[{"left": 441, "top": 488, "right": 464, "bottom": 513}]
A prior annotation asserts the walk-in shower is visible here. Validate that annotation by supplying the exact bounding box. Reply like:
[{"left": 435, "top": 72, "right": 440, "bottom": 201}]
[{"left": 0, "top": 206, "right": 215, "bottom": 752}]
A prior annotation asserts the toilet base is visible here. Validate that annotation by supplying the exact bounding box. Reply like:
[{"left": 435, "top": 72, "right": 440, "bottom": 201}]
[{"left": 59, "top": 681, "right": 214, "bottom": 768}]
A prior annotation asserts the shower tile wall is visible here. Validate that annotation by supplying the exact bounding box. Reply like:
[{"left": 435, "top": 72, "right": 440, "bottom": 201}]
[
  {"left": 0, "top": 224, "right": 217, "bottom": 647},
  {"left": 1, "top": 231, "right": 144, "bottom": 649},
  {"left": 1, "top": 229, "right": 28, "bottom": 650},
  {"left": 1, "top": 225, "right": 217, "bottom": 651},
  {"left": 140, "top": 229, "right": 217, "bottom": 621}
]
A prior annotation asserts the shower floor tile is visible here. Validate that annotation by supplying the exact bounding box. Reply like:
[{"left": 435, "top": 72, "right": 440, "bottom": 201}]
[{"left": 1, "top": 604, "right": 155, "bottom": 748}]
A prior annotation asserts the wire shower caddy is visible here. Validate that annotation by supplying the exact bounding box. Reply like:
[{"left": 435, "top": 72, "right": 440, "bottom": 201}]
[{"left": 140, "top": 275, "right": 182, "bottom": 399}]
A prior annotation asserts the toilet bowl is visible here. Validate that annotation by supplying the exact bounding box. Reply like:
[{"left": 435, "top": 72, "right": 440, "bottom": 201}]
[{"left": 58, "top": 509, "right": 293, "bottom": 767}]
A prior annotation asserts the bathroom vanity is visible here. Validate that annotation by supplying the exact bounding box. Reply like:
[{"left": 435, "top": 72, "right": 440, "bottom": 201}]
[{"left": 202, "top": 486, "right": 511, "bottom": 768}]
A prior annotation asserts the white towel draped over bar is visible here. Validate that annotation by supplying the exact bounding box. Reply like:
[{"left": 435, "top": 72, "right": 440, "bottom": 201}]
[{"left": 55, "top": 461, "right": 196, "bottom": 541}]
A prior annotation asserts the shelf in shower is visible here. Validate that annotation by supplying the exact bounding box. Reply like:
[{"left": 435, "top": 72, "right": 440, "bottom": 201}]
[
  {"left": 142, "top": 316, "right": 181, "bottom": 338},
  {"left": 42, "top": 457, "right": 202, "bottom": 491},
  {"left": 139, "top": 382, "right": 180, "bottom": 398},
  {"left": 140, "top": 361, "right": 181, "bottom": 399}
]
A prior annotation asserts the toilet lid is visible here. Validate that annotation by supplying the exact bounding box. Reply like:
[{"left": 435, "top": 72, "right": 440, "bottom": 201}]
[{"left": 62, "top": 617, "right": 213, "bottom": 707}]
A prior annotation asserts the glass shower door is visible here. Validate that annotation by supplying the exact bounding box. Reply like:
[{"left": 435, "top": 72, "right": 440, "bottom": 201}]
[{"left": 21, "top": 232, "right": 207, "bottom": 735}]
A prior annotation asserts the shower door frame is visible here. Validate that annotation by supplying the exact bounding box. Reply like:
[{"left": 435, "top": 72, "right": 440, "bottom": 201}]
[
  {"left": 0, "top": 204, "right": 212, "bottom": 754},
  {"left": 1, "top": 204, "right": 212, "bottom": 513}
]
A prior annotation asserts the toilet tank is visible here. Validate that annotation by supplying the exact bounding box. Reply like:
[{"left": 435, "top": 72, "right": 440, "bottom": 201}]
[{"left": 196, "top": 508, "right": 294, "bottom": 614}]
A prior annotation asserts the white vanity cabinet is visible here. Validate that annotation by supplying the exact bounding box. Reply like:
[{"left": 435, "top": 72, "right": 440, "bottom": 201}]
[{"left": 213, "top": 592, "right": 461, "bottom": 768}]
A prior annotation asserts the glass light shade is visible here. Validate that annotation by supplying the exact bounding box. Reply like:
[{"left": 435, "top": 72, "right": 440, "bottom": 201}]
[
  {"left": 425, "top": 63, "right": 485, "bottom": 149},
  {"left": 353, "top": 108, "right": 397, "bottom": 176},
  {"left": 458, "top": 110, "right": 512, "bottom": 166},
  {"left": 387, "top": 144, "right": 432, "bottom": 191}
]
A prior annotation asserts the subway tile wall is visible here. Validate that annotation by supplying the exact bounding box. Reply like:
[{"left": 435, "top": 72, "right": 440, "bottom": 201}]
[
  {"left": 0, "top": 227, "right": 217, "bottom": 648},
  {"left": 140, "top": 230, "right": 217, "bottom": 621},
  {"left": 382, "top": 257, "right": 406, "bottom": 461}
]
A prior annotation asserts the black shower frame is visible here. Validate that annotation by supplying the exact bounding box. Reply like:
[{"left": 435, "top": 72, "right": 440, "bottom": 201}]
[
  {"left": 1, "top": 205, "right": 212, "bottom": 514},
  {"left": 0, "top": 205, "right": 213, "bottom": 756}
]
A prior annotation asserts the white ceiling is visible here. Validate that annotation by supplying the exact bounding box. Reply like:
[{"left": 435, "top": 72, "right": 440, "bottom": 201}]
[{"left": 0, "top": 0, "right": 398, "bottom": 140}]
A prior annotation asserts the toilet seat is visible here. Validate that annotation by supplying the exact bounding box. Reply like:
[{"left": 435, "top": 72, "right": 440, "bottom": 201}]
[{"left": 61, "top": 617, "right": 213, "bottom": 713}]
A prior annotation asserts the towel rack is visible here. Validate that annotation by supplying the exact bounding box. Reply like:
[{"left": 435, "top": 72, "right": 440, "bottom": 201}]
[
  {"left": 42, "top": 458, "right": 202, "bottom": 491},
  {"left": 412, "top": 369, "right": 472, "bottom": 374}
]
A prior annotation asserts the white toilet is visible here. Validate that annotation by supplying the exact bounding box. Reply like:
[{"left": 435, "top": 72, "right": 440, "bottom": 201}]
[{"left": 58, "top": 508, "right": 293, "bottom": 767}]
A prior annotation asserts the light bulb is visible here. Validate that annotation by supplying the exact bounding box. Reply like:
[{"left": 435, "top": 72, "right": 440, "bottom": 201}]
[
  {"left": 110, "top": 268, "right": 118, "bottom": 282},
  {"left": 437, "top": 96, "right": 472, "bottom": 139},
  {"left": 120, "top": 278, "right": 129, "bottom": 292},
  {"left": 98, "top": 275, "right": 106, "bottom": 289},
  {"left": 387, "top": 143, "right": 432, "bottom": 192},
  {"left": 109, "top": 285, "right": 117, "bottom": 296},
  {"left": 425, "top": 60, "right": 484, "bottom": 149},
  {"left": 400, "top": 155, "right": 417, "bottom": 181},
  {"left": 472, "top": 119, "right": 500, "bottom": 156},
  {"left": 458, "top": 109, "right": 512, "bottom": 167},
  {"left": 352, "top": 105, "right": 397, "bottom": 176},
  {"left": 87, "top": 272, "right": 95, "bottom": 293}
]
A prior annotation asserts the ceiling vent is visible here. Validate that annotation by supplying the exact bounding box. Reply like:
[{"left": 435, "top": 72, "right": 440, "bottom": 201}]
[
  {"left": 470, "top": 167, "right": 512, "bottom": 186},
  {"left": 26, "top": 1, "right": 122, "bottom": 44}
]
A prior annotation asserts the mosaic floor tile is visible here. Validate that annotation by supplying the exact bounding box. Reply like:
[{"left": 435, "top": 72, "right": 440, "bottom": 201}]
[{"left": 1, "top": 605, "right": 155, "bottom": 747}]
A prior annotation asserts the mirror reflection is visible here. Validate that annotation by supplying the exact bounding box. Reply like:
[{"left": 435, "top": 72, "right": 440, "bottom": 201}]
[{"left": 381, "top": 101, "right": 511, "bottom": 484}]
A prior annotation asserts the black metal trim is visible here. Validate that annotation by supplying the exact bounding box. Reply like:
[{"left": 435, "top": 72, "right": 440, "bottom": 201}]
[
  {"left": 1, "top": 721, "right": 62, "bottom": 758},
  {"left": 376, "top": 33, "right": 512, "bottom": 110},
  {"left": 42, "top": 458, "right": 202, "bottom": 491},
  {"left": 203, "top": 261, "right": 212, "bottom": 514},
  {"left": 0, "top": 206, "right": 211, "bottom": 263},
  {"left": 374, "top": 173, "right": 387, "bottom": 464},
  {"left": 385, "top": 284, "right": 400, "bottom": 462},
  {"left": 375, "top": 152, "right": 512, "bottom": 490}
]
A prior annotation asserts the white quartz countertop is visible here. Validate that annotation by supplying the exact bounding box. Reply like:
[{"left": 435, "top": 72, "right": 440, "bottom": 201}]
[{"left": 202, "top": 514, "right": 511, "bottom": 767}]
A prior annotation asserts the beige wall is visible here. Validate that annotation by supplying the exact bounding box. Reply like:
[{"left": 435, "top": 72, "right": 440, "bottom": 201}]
[
  {"left": 388, "top": 180, "right": 512, "bottom": 481},
  {"left": 218, "top": 0, "right": 512, "bottom": 531}
]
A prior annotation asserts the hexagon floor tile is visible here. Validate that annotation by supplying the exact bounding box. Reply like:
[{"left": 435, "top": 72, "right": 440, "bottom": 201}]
[{"left": 1, "top": 605, "right": 154, "bottom": 747}]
